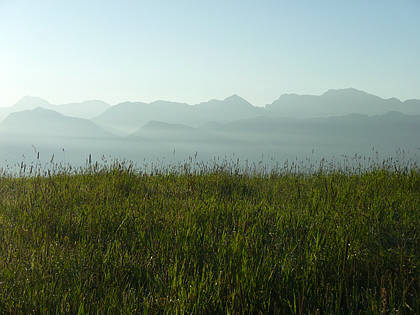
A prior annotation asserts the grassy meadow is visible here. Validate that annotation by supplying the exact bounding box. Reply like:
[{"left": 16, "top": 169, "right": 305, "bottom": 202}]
[{"left": 0, "top": 158, "right": 418, "bottom": 314}]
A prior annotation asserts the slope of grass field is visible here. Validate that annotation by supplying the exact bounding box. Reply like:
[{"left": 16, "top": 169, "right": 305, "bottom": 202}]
[{"left": 0, "top": 160, "right": 418, "bottom": 313}]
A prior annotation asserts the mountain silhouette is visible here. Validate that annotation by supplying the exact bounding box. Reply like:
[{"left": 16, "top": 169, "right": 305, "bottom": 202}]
[
  {"left": 13, "top": 96, "right": 54, "bottom": 111},
  {"left": 267, "top": 88, "right": 420, "bottom": 118},
  {"left": 93, "top": 101, "right": 159, "bottom": 133},
  {"left": 0, "top": 97, "right": 110, "bottom": 121},
  {"left": 0, "top": 90, "right": 419, "bottom": 165},
  {"left": 94, "top": 95, "right": 263, "bottom": 134},
  {"left": 2, "top": 89, "right": 419, "bottom": 145},
  {"left": 56, "top": 100, "right": 110, "bottom": 119},
  {"left": 0, "top": 107, "right": 112, "bottom": 138},
  {"left": 192, "top": 95, "right": 265, "bottom": 123}
]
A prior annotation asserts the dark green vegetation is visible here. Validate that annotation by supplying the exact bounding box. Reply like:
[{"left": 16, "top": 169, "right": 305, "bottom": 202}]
[{"left": 0, "top": 161, "right": 418, "bottom": 314}]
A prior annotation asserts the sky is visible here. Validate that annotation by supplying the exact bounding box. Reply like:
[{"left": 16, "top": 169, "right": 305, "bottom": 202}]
[{"left": 0, "top": 0, "right": 419, "bottom": 107}]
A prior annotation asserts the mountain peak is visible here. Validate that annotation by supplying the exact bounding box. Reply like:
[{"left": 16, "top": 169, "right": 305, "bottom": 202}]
[
  {"left": 224, "top": 94, "right": 247, "bottom": 103},
  {"left": 322, "top": 88, "right": 372, "bottom": 98},
  {"left": 14, "top": 96, "right": 52, "bottom": 110}
]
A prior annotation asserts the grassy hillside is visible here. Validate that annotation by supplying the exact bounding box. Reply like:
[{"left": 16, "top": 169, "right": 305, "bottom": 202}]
[{"left": 0, "top": 161, "right": 418, "bottom": 313}]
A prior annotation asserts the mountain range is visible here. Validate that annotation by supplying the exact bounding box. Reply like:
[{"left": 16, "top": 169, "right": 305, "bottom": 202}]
[
  {"left": 266, "top": 88, "right": 420, "bottom": 118},
  {"left": 0, "top": 96, "right": 110, "bottom": 120},
  {"left": 1, "top": 88, "right": 418, "bottom": 124},
  {"left": 0, "top": 107, "right": 113, "bottom": 139},
  {"left": 0, "top": 88, "right": 419, "bottom": 149},
  {"left": 92, "top": 95, "right": 265, "bottom": 133}
]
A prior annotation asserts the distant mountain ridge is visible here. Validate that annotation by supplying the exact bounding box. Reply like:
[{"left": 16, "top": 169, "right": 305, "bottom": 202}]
[
  {"left": 93, "top": 95, "right": 265, "bottom": 133},
  {"left": 57, "top": 100, "right": 110, "bottom": 119},
  {"left": 13, "top": 96, "right": 53, "bottom": 111},
  {"left": 0, "top": 107, "right": 112, "bottom": 138},
  {"left": 93, "top": 89, "right": 420, "bottom": 133},
  {"left": 266, "top": 88, "right": 420, "bottom": 118},
  {"left": 0, "top": 96, "right": 111, "bottom": 120},
  {"left": 1, "top": 88, "right": 420, "bottom": 138}
]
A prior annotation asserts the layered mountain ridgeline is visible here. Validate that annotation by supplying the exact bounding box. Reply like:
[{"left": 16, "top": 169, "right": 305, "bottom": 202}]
[
  {"left": 92, "top": 101, "right": 192, "bottom": 134},
  {"left": 0, "top": 96, "right": 110, "bottom": 120},
  {"left": 92, "top": 89, "right": 419, "bottom": 134},
  {"left": 0, "top": 89, "right": 419, "bottom": 149},
  {"left": 0, "top": 108, "right": 113, "bottom": 139},
  {"left": 2, "top": 88, "right": 420, "bottom": 124},
  {"left": 266, "top": 88, "right": 420, "bottom": 118},
  {"left": 93, "top": 95, "right": 264, "bottom": 134}
]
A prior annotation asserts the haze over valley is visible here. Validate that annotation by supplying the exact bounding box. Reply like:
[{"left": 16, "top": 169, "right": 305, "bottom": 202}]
[{"left": 0, "top": 88, "right": 419, "bottom": 169}]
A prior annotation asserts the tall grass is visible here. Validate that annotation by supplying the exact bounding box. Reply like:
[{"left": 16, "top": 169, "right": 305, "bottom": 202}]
[{"left": 0, "top": 157, "right": 418, "bottom": 313}]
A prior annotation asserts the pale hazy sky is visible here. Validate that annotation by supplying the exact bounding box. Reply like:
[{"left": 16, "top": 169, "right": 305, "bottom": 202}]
[{"left": 1, "top": 0, "right": 419, "bottom": 107}]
